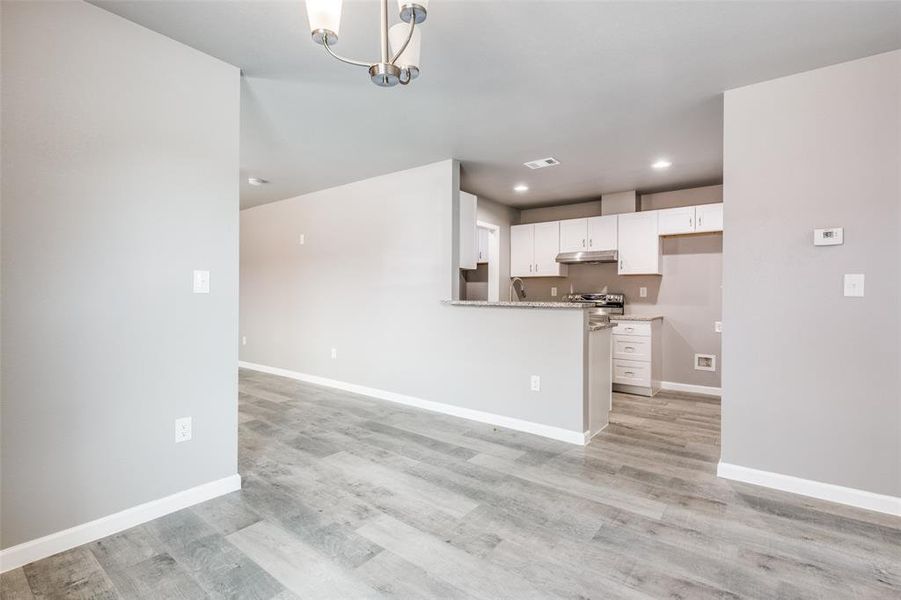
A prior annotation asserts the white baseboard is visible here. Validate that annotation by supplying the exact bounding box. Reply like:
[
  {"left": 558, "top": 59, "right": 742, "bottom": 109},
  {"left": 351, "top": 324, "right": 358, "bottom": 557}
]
[
  {"left": 661, "top": 381, "right": 721, "bottom": 397},
  {"left": 239, "top": 361, "right": 586, "bottom": 446},
  {"left": 717, "top": 462, "right": 900, "bottom": 517},
  {"left": 0, "top": 474, "right": 241, "bottom": 573}
]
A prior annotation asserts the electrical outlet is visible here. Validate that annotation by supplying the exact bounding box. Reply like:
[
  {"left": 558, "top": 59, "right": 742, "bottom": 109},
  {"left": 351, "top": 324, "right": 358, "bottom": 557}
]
[
  {"left": 331, "top": 347, "right": 337, "bottom": 359},
  {"left": 299, "top": 233, "right": 305, "bottom": 245},
  {"left": 714, "top": 321, "right": 722, "bottom": 333},
  {"left": 550, "top": 287, "right": 557, "bottom": 297},
  {"left": 241, "top": 336, "right": 247, "bottom": 346},
  {"left": 192, "top": 270, "right": 210, "bottom": 294},
  {"left": 639, "top": 287, "right": 647, "bottom": 298},
  {"left": 175, "top": 417, "right": 192, "bottom": 443},
  {"left": 530, "top": 375, "right": 540, "bottom": 391}
]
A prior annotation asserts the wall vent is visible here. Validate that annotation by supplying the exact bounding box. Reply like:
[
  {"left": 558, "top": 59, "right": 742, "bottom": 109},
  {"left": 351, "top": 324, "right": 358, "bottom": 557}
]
[
  {"left": 524, "top": 157, "right": 560, "bottom": 170},
  {"left": 694, "top": 354, "right": 717, "bottom": 372}
]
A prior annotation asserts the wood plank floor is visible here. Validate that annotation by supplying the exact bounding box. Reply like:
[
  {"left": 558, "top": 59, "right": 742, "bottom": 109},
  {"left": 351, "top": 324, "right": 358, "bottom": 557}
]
[{"left": 3, "top": 369, "right": 899, "bottom": 599}]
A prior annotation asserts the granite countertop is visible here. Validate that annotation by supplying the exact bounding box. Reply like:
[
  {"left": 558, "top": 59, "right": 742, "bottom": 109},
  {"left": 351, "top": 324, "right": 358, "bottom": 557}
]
[
  {"left": 444, "top": 300, "right": 592, "bottom": 309},
  {"left": 609, "top": 315, "right": 664, "bottom": 321},
  {"left": 588, "top": 322, "right": 616, "bottom": 331}
]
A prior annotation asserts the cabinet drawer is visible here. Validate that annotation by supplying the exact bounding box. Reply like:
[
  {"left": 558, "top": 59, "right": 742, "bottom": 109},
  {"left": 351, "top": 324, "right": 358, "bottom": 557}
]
[
  {"left": 613, "top": 336, "right": 651, "bottom": 362},
  {"left": 612, "top": 321, "right": 651, "bottom": 337},
  {"left": 613, "top": 359, "right": 651, "bottom": 386}
]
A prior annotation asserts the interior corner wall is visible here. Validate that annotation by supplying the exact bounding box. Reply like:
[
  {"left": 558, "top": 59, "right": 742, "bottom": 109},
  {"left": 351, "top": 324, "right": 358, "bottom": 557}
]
[
  {"left": 1, "top": 1, "right": 241, "bottom": 548},
  {"left": 722, "top": 50, "right": 901, "bottom": 497}
]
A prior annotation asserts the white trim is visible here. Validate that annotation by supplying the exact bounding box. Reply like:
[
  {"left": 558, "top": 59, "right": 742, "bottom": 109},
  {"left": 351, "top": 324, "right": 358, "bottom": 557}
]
[
  {"left": 0, "top": 474, "right": 241, "bottom": 573},
  {"left": 239, "top": 361, "right": 586, "bottom": 445},
  {"left": 717, "top": 462, "right": 901, "bottom": 517},
  {"left": 660, "top": 380, "right": 721, "bottom": 397}
]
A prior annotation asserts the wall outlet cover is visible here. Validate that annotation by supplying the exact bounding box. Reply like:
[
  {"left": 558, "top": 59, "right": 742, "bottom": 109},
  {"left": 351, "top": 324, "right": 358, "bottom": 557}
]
[
  {"left": 330, "top": 347, "right": 337, "bottom": 359},
  {"left": 299, "top": 233, "right": 305, "bottom": 245},
  {"left": 714, "top": 321, "right": 722, "bottom": 333},
  {"left": 639, "top": 287, "right": 647, "bottom": 298},
  {"left": 175, "top": 416, "right": 192, "bottom": 443},
  {"left": 550, "top": 287, "right": 557, "bottom": 297},
  {"left": 241, "top": 336, "right": 247, "bottom": 346},
  {"left": 530, "top": 375, "right": 541, "bottom": 392}
]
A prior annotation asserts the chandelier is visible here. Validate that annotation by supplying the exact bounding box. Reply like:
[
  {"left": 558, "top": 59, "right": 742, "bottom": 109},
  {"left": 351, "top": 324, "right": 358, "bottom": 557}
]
[{"left": 305, "top": 0, "right": 428, "bottom": 87}]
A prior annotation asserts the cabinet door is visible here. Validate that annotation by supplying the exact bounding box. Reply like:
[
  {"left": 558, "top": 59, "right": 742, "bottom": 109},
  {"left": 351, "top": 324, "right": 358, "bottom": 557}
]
[
  {"left": 459, "top": 191, "right": 477, "bottom": 269},
  {"left": 694, "top": 203, "right": 723, "bottom": 232},
  {"left": 533, "top": 221, "right": 565, "bottom": 276},
  {"left": 559, "top": 218, "right": 588, "bottom": 252},
  {"left": 477, "top": 227, "right": 490, "bottom": 263},
  {"left": 587, "top": 215, "right": 617, "bottom": 250},
  {"left": 510, "top": 224, "right": 534, "bottom": 277},
  {"left": 657, "top": 206, "right": 696, "bottom": 235},
  {"left": 617, "top": 211, "right": 661, "bottom": 275}
]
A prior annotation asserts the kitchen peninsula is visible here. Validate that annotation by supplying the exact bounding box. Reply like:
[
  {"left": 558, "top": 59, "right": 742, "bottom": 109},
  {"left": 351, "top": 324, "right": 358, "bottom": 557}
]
[{"left": 443, "top": 299, "right": 613, "bottom": 443}]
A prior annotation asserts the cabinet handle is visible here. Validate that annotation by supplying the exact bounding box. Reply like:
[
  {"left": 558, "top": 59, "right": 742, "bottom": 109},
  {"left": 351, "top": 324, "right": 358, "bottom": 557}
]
[
  {"left": 529, "top": 264, "right": 532, "bottom": 272},
  {"left": 689, "top": 218, "right": 693, "bottom": 228},
  {"left": 589, "top": 238, "right": 593, "bottom": 247},
  {"left": 625, "top": 346, "right": 635, "bottom": 351},
  {"left": 582, "top": 239, "right": 586, "bottom": 248},
  {"left": 698, "top": 216, "right": 702, "bottom": 227},
  {"left": 619, "top": 260, "right": 623, "bottom": 270},
  {"left": 625, "top": 327, "right": 634, "bottom": 332},
  {"left": 535, "top": 263, "right": 539, "bottom": 272},
  {"left": 625, "top": 371, "right": 635, "bottom": 376}
]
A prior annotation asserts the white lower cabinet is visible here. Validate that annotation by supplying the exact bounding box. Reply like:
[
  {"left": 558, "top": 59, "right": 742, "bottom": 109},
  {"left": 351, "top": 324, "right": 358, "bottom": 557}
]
[
  {"left": 612, "top": 319, "right": 661, "bottom": 396},
  {"left": 510, "top": 222, "right": 567, "bottom": 277}
]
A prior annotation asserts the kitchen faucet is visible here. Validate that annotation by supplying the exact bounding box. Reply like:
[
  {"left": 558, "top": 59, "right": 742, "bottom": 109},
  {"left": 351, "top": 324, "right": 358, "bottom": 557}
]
[{"left": 509, "top": 277, "right": 526, "bottom": 302}]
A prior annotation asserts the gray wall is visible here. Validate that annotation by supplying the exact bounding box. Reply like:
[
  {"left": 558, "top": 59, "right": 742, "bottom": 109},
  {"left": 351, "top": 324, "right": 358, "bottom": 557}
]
[
  {"left": 1, "top": 1, "right": 240, "bottom": 548},
  {"left": 722, "top": 50, "right": 900, "bottom": 496},
  {"left": 516, "top": 187, "right": 724, "bottom": 388},
  {"left": 240, "top": 160, "right": 589, "bottom": 434}
]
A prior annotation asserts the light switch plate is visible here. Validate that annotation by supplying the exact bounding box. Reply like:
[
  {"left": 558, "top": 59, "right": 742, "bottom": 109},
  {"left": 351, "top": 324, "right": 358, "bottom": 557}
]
[
  {"left": 639, "top": 287, "right": 647, "bottom": 298},
  {"left": 193, "top": 270, "right": 210, "bottom": 294},
  {"left": 299, "top": 233, "right": 305, "bottom": 245},
  {"left": 843, "top": 273, "right": 864, "bottom": 297},
  {"left": 530, "top": 375, "right": 540, "bottom": 392},
  {"left": 714, "top": 321, "right": 722, "bottom": 333},
  {"left": 814, "top": 228, "right": 843, "bottom": 246},
  {"left": 550, "top": 287, "right": 557, "bottom": 297}
]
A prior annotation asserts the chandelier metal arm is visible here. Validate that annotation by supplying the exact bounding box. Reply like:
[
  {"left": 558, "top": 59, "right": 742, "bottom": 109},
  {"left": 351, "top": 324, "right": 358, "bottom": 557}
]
[
  {"left": 321, "top": 38, "right": 371, "bottom": 68},
  {"left": 390, "top": 17, "right": 416, "bottom": 65}
]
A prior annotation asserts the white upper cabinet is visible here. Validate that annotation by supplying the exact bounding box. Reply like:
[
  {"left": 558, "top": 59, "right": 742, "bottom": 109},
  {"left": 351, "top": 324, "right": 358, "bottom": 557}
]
[
  {"left": 657, "top": 206, "right": 696, "bottom": 235},
  {"left": 694, "top": 203, "right": 723, "bottom": 233},
  {"left": 559, "top": 218, "right": 589, "bottom": 252},
  {"left": 617, "top": 211, "right": 661, "bottom": 275},
  {"left": 587, "top": 215, "right": 618, "bottom": 250},
  {"left": 510, "top": 222, "right": 567, "bottom": 277},
  {"left": 477, "top": 227, "right": 489, "bottom": 263},
  {"left": 459, "top": 191, "right": 477, "bottom": 269},
  {"left": 533, "top": 221, "right": 565, "bottom": 276},
  {"left": 510, "top": 224, "right": 534, "bottom": 277}
]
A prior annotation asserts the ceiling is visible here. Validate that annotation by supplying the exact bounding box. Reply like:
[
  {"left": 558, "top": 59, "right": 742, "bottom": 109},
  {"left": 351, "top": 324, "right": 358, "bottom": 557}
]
[{"left": 91, "top": 1, "right": 901, "bottom": 209}]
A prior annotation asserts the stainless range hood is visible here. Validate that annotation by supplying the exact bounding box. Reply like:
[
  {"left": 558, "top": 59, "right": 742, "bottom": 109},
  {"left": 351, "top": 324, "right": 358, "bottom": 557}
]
[{"left": 555, "top": 249, "right": 619, "bottom": 264}]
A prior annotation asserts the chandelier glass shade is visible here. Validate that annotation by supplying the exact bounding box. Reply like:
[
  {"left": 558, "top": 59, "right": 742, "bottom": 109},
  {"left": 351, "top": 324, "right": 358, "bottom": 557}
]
[{"left": 305, "top": 0, "right": 429, "bottom": 87}]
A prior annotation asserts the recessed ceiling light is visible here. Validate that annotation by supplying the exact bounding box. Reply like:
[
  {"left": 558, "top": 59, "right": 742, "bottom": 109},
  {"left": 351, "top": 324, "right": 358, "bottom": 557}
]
[
  {"left": 248, "top": 177, "right": 268, "bottom": 186},
  {"left": 652, "top": 160, "right": 672, "bottom": 170},
  {"left": 513, "top": 184, "right": 529, "bottom": 193}
]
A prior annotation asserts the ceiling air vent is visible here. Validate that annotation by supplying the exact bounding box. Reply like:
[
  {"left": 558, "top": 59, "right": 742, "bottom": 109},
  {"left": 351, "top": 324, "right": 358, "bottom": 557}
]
[{"left": 524, "top": 157, "right": 560, "bottom": 170}]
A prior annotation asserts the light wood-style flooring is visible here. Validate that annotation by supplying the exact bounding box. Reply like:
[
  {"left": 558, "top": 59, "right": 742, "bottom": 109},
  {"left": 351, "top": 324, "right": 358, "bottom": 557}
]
[{"left": 3, "top": 369, "right": 899, "bottom": 599}]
